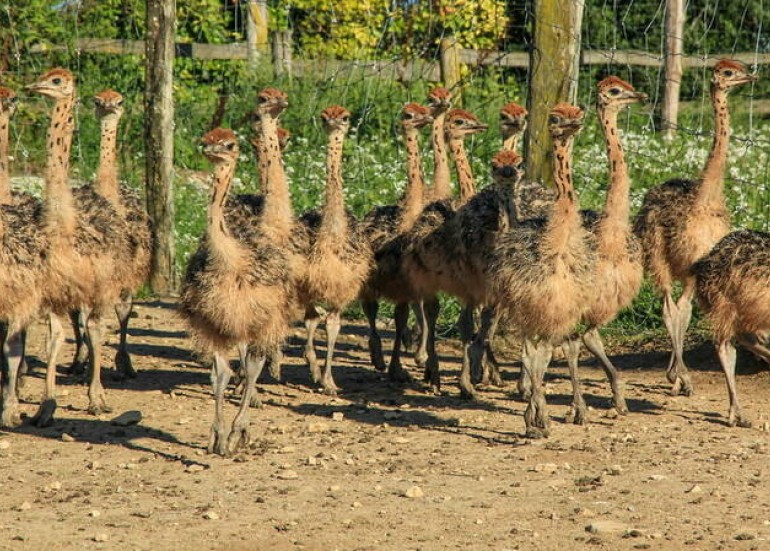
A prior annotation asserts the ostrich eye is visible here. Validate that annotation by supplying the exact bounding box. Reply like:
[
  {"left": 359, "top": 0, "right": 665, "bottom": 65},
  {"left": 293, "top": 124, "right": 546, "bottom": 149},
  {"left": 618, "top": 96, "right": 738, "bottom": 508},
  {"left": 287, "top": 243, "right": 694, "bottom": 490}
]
[
  {"left": 116, "top": 99, "right": 124, "bottom": 107},
  {"left": 723, "top": 70, "right": 734, "bottom": 77},
  {"left": 454, "top": 119, "right": 465, "bottom": 125},
  {"left": 225, "top": 142, "right": 235, "bottom": 150},
  {"left": 548, "top": 115, "right": 560, "bottom": 125},
  {"left": 341, "top": 116, "right": 350, "bottom": 122},
  {"left": 258, "top": 96, "right": 268, "bottom": 104},
  {"left": 609, "top": 88, "right": 621, "bottom": 96},
  {"left": 52, "top": 78, "right": 61, "bottom": 85}
]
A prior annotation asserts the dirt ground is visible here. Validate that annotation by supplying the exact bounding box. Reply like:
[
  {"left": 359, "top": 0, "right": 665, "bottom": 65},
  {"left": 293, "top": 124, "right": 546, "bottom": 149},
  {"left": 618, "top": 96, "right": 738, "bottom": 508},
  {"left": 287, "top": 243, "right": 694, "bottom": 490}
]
[{"left": 2, "top": 299, "right": 770, "bottom": 551}]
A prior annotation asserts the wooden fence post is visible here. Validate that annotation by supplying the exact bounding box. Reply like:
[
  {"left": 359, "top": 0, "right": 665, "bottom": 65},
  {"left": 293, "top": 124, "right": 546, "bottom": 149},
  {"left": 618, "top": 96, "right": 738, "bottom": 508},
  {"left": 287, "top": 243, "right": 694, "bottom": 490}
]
[
  {"left": 661, "top": 0, "right": 685, "bottom": 140},
  {"left": 246, "top": 0, "right": 269, "bottom": 66},
  {"left": 145, "top": 0, "right": 176, "bottom": 294},
  {"left": 440, "top": 36, "right": 462, "bottom": 104},
  {"left": 526, "top": 0, "right": 584, "bottom": 189},
  {"left": 272, "top": 30, "right": 292, "bottom": 78}
]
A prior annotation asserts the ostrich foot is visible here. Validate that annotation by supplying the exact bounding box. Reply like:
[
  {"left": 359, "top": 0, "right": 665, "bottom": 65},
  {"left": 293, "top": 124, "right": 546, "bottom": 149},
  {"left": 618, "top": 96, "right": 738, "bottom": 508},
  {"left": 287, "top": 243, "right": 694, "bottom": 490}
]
[
  {"left": 525, "top": 426, "right": 549, "bottom": 439},
  {"left": 114, "top": 349, "right": 137, "bottom": 379},
  {"left": 1, "top": 404, "right": 22, "bottom": 428},
  {"left": 388, "top": 360, "right": 412, "bottom": 385},
  {"left": 207, "top": 424, "right": 230, "bottom": 456},
  {"left": 459, "top": 386, "right": 478, "bottom": 401},
  {"left": 566, "top": 401, "right": 588, "bottom": 425},
  {"left": 517, "top": 377, "right": 532, "bottom": 401},
  {"left": 32, "top": 398, "right": 57, "bottom": 428},
  {"left": 613, "top": 395, "right": 629, "bottom": 415},
  {"left": 369, "top": 337, "right": 387, "bottom": 373},
  {"left": 249, "top": 392, "right": 262, "bottom": 408},
  {"left": 481, "top": 363, "right": 504, "bottom": 387},
  {"left": 87, "top": 395, "right": 113, "bottom": 416},
  {"left": 670, "top": 374, "right": 693, "bottom": 397},
  {"left": 728, "top": 407, "right": 752, "bottom": 428},
  {"left": 226, "top": 420, "right": 250, "bottom": 455},
  {"left": 414, "top": 347, "right": 428, "bottom": 369},
  {"left": 306, "top": 352, "right": 321, "bottom": 384},
  {"left": 267, "top": 349, "right": 282, "bottom": 381}
]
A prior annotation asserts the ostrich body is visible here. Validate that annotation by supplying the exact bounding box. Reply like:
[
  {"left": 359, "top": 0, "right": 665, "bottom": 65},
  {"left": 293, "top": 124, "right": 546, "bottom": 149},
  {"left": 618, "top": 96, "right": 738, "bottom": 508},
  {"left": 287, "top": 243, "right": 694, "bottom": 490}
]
[
  {"left": 634, "top": 60, "right": 756, "bottom": 396},
  {"left": 693, "top": 230, "right": 770, "bottom": 428},
  {"left": 489, "top": 104, "right": 596, "bottom": 438},
  {"left": 298, "top": 106, "right": 373, "bottom": 394},
  {"left": 26, "top": 68, "right": 135, "bottom": 426},
  {"left": 558, "top": 77, "right": 647, "bottom": 423},
  {"left": 360, "top": 103, "right": 433, "bottom": 382},
  {"left": 180, "top": 128, "right": 294, "bottom": 456},
  {"left": 402, "top": 109, "right": 500, "bottom": 395},
  {"left": 67, "top": 90, "right": 152, "bottom": 380}
]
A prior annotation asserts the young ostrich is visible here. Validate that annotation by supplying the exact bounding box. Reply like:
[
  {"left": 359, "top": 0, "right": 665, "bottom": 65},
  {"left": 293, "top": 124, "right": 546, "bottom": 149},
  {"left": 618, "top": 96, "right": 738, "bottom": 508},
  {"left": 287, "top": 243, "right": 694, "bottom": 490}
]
[
  {"left": 180, "top": 128, "right": 294, "bottom": 456},
  {"left": 558, "top": 77, "right": 647, "bottom": 423},
  {"left": 26, "top": 68, "right": 134, "bottom": 426},
  {"left": 634, "top": 60, "right": 756, "bottom": 396},
  {"left": 693, "top": 230, "right": 770, "bottom": 428},
  {"left": 0, "top": 86, "right": 19, "bottom": 205},
  {"left": 360, "top": 103, "right": 433, "bottom": 382},
  {"left": 68, "top": 90, "right": 152, "bottom": 379},
  {"left": 489, "top": 104, "right": 596, "bottom": 438},
  {"left": 298, "top": 106, "right": 373, "bottom": 394},
  {"left": 400, "top": 109, "right": 490, "bottom": 394}
]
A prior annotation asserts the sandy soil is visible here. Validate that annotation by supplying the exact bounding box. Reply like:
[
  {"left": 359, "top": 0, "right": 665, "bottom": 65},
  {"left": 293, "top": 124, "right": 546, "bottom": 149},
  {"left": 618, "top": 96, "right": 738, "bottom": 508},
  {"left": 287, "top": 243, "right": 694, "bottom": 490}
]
[{"left": 2, "top": 299, "right": 770, "bottom": 551}]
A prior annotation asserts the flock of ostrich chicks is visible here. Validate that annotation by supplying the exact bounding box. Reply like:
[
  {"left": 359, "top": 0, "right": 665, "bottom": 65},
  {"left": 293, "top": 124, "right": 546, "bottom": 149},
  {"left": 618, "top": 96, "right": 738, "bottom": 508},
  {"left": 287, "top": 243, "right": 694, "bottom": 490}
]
[{"left": 0, "top": 60, "right": 765, "bottom": 457}]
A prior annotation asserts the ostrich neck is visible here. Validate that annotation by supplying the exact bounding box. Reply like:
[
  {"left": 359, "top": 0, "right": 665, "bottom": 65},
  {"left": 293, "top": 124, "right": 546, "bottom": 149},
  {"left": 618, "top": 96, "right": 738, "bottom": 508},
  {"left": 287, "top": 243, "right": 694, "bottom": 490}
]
[
  {"left": 259, "top": 114, "right": 293, "bottom": 241},
  {"left": 544, "top": 136, "right": 580, "bottom": 252},
  {"left": 95, "top": 115, "right": 123, "bottom": 211},
  {"left": 696, "top": 86, "right": 730, "bottom": 207},
  {"left": 502, "top": 133, "right": 519, "bottom": 152},
  {"left": 207, "top": 159, "right": 241, "bottom": 265},
  {"left": 0, "top": 113, "right": 11, "bottom": 204},
  {"left": 45, "top": 94, "right": 77, "bottom": 237},
  {"left": 253, "top": 136, "right": 268, "bottom": 190},
  {"left": 319, "top": 128, "right": 348, "bottom": 240},
  {"left": 398, "top": 127, "right": 425, "bottom": 233},
  {"left": 431, "top": 112, "right": 451, "bottom": 201},
  {"left": 448, "top": 137, "right": 475, "bottom": 205},
  {"left": 598, "top": 107, "right": 630, "bottom": 226}
]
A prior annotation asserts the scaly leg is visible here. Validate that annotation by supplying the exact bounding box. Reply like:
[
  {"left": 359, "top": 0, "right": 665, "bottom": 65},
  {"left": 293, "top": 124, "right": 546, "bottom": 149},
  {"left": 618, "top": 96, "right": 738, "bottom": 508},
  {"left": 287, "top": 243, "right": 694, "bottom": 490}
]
[
  {"left": 481, "top": 307, "right": 503, "bottom": 387},
  {"left": 12, "top": 327, "right": 30, "bottom": 392},
  {"left": 85, "top": 309, "right": 111, "bottom": 415},
  {"left": 268, "top": 345, "right": 283, "bottom": 381},
  {"left": 523, "top": 340, "right": 552, "bottom": 439},
  {"left": 1, "top": 331, "right": 24, "bottom": 428},
  {"left": 563, "top": 338, "right": 587, "bottom": 425},
  {"left": 362, "top": 300, "right": 386, "bottom": 372},
  {"left": 304, "top": 305, "right": 323, "bottom": 384},
  {"left": 662, "top": 285, "right": 694, "bottom": 396},
  {"left": 412, "top": 301, "right": 429, "bottom": 369},
  {"left": 32, "top": 314, "right": 66, "bottom": 427},
  {"left": 226, "top": 346, "right": 267, "bottom": 456},
  {"left": 388, "top": 303, "right": 412, "bottom": 384},
  {"left": 457, "top": 305, "right": 477, "bottom": 399},
  {"left": 423, "top": 296, "right": 441, "bottom": 395},
  {"left": 208, "top": 352, "right": 233, "bottom": 455},
  {"left": 738, "top": 333, "right": 770, "bottom": 365},
  {"left": 716, "top": 340, "right": 751, "bottom": 428},
  {"left": 114, "top": 291, "right": 137, "bottom": 379},
  {"left": 518, "top": 340, "right": 534, "bottom": 400},
  {"left": 582, "top": 327, "right": 628, "bottom": 414},
  {"left": 68, "top": 309, "right": 88, "bottom": 377},
  {"left": 320, "top": 310, "right": 342, "bottom": 395}
]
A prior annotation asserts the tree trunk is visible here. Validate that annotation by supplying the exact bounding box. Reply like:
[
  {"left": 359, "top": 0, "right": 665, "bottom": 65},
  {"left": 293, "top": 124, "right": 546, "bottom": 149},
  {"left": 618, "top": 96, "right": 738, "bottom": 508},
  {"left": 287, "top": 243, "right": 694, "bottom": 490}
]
[
  {"left": 145, "top": 0, "right": 176, "bottom": 294},
  {"left": 440, "top": 37, "right": 462, "bottom": 105},
  {"left": 661, "top": 0, "right": 685, "bottom": 140},
  {"left": 246, "top": 0, "right": 269, "bottom": 67},
  {"left": 526, "top": 0, "right": 584, "bottom": 189}
]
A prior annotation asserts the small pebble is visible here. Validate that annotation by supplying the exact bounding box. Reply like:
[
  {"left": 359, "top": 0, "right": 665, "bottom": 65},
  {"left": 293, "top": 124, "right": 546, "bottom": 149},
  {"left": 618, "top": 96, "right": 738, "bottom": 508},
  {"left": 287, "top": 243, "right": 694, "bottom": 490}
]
[
  {"left": 61, "top": 433, "right": 75, "bottom": 442},
  {"left": 404, "top": 486, "right": 424, "bottom": 498},
  {"left": 331, "top": 412, "right": 344, "bottom": 422},
  {"left": 89, "top": 510, "right": 101, "bottom": 518},
  {"left": 111, "top": 410, "right": 142, "bottom": 427},
  {"left": 93, "top": 533, "right": 109, "bottom": 543},
  {"left": 277, "top": 470, "right": 298, "bottom": 480},
  {"left": 0, "top": 440, "right": 10, "bottom": 450},
  {"left": 202, "top": 511, "right": 219, "bottom": 520},
  {"left": 686, "top": 484, "right": 703, "bottom": 494}
]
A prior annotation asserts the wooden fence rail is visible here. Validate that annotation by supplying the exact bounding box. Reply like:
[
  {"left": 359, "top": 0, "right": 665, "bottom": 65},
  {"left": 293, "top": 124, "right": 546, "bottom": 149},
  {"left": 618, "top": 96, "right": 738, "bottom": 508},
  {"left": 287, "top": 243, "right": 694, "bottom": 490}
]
[{"left": 29, "top": 38, "right": 770, "bottom": 79}]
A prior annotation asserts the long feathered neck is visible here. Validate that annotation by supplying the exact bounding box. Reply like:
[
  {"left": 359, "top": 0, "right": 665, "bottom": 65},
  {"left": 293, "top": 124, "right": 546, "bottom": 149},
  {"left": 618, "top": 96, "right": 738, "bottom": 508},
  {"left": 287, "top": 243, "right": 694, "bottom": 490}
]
[
  {"left": 259, "top": 113, "right": 293, "bottom": 241},
  {"left": 697, "top": 85, "right": 730, "bottom": 207},
  {"left": 448, "top": 136, "right": 475, "bottom": 205},
  {"left": 95, "top": 113, "right": 123, "bottom": 212},
  {"left": 398, "top": 126, "right": 425, "bottom": 233},
  {"left": 207, "top": 159, "right": 236, "bottom": 241},
  {"left": 0, "top": 112, "right": 11, "bottom": 205},
  {"left": 319, "top": 127, "right": 348, "bottom": 239},
  {"left": 544, "top": 135, "right": 580, "bottom": 252},
  {"left": 430, "top": 111, "right": 452, "bottom": 201},
  {"left": 44, "top": 93, "right": 77, "bottom": 237},
  {"left": 502, "top": 132, "right": 519, "bottom": 152},
  {"left": 598, "top": 106, "right": 630, "bottom": 225}
]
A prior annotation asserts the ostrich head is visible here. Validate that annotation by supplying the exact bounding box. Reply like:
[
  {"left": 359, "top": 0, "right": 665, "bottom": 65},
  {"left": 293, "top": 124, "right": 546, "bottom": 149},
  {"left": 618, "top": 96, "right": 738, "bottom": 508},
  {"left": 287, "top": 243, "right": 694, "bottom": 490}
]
[
  {"left": 445, "top": 109, "right": 488, "bottom": 139},
  {"left": 400, "top": 102, "right": 433, "bottom": 131},
  {"left": 596, "top": 77, "right": 648, "bottom": 110},
  {"left": 548, "top": 103, "right": 584, "bottom": 140},
  {"left": 712, "top": 60, "right": 757, "bottom": 92},
  {"left": 256, "top": 87, "right": 288, "bottom": 118},
  {"left": 0, "top": 87, "right": 18, "bottom": 118},
  {"left": 321, "top": 105, "right": 352, "bottom": 135},
  {"left": 499, "top": 101, "right": 528, "bottom": 140},
  {"left": 426, "top": 87, "right": 452, "bottom": 115},
  {"left": 94, "top": 89, "right": 124, "bottom": 120},
  {"left": 202, "top": 127, "right": 239, "bottom": 164},
  {"left": 491, "top": 150, "right": 524, "bottom": 184},
  {"left": 26, "top": 68, "right": 75, "bottom": 99}
]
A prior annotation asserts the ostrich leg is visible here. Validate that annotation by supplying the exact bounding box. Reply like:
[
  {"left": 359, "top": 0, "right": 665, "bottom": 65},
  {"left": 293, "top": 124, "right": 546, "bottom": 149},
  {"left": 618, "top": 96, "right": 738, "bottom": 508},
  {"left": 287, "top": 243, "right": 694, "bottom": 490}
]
[
  {"left": 320, "top": 310, "right": 342, "bottom": 395},
  {"left": 388, "top": 302, "right": 413, "bottom": 384},
  {"left": 0, "top": 331, "right": 24, "bottom": 428},
  {"left": 227, "top": 347, "right": 267, "bottom": 456},
  {"left": 716, "top": 341, "right": 751, "bottom": 428},
  {"left": 423, "top": 296, "right": 441, "bottom": 394},
  {"left": 304, "top": 305, "right": 323, "bottom": 384},
  {"left": 662, "top": 283, "right": 694, "bottom": 396},
  {"left": 481, "top": 308, "right": 503, "bottom": 386},
  {"left": 32, "top": 314, "right": 66, "bottom": 427},
  {"left": 68, "top": 309, "right": 88, "bottom": 377},
  {"left": 411, "top": 301, "right": 429, "bottom": 369},
  {"left": 85, "top": 309, "right": 111, "bottom": 415},
  {"left": 582, "top": 327, "right": 628, "bottom": 414},
  {"left": 523, "top": 340, "right": 552, "bottom": 438},
  {"left": 362, "top": 300, "right": 386, "bottom": 372},
  {"left": 562, "top": 338, "right": 587, "bottom": 425},
  {"left": 208, "top": 352, "right": 233, "bottom": 455},
  {"left": 114, "top": 291, "right": 137, "bottom": 379},
  {"left": 458, "top": 305, "right": 477, "bottom": 400}
]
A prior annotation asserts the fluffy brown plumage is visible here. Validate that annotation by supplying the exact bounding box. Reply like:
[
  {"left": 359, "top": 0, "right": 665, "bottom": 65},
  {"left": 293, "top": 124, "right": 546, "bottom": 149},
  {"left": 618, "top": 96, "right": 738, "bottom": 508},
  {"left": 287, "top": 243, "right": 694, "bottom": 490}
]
[
  {"left": 180, "top": 127, "right": 294, "bottom": 455},
  {"left": 489, "top": 103, "right": 596, "bottom": 438},
  {"left": 633, "top": 59, "right": 757, "bottom": 396},
  {"left": 694, "top": 230, "right": 770, "bottom": 428}
]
